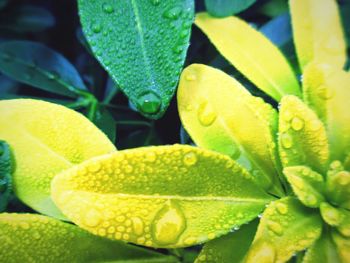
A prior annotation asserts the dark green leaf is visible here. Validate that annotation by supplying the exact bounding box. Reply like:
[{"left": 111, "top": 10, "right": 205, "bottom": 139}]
[
  {"left": 205, "top": 0, "right": 256, "bottom": 17},
  {"left": 0, "top": 41, "right": 87, "bottom": 98},
  {"left": 103, "top": 77, "right": 119, "bottom": 103},
  {"left": 0, "top": 0, "right": 8, "bottom": 10},
  {"left": 0, "top": 141, "right": 12, "bottom": 212},
  {"left": 78, "top": 0, "right": 194, "bottom": 119},
  {"left": 260, "top": 13, "right": 291, "bottom": 47},
  {"left": 94, "top": 107, "right": 116, "bottom": 143}
]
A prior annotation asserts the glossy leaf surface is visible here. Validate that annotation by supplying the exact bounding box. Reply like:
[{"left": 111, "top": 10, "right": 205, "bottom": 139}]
[
  {"left": 290, "top": 0, "right": 347, "bottom": 70},
  {"left": 195, "top": 12, "right": 300, "bottom": 101},
  {"left": 0, "top": 141, "right": 12, "bottom": 211},
  {"left": 0, "top": 41, "right": 86, "bottom": 98},
  {"left": 0, "top": 99, "right": 116, "bottom": 219},
  {"left": 178, "top": 64, "right": 283, "bottom": 196},
  {"left": 52, "top": 144, "right": 274, "bottom": 248},
  {"left": 78, "top": 0, "right": 194, "bottom": 119},
  {"left": 326, "top": 164, "right": 350, "bottom": 210},
  {"left": 331, "top": 230, "right": 350, "bottom": 262},
  {"left": 204, "top": 0, "right": 256, "bottom": 17},
  {"left": 0, "top": 213, "right": 176, "bottom": 263}
]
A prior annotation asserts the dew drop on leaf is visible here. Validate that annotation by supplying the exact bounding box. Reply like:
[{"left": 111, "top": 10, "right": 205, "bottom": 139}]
[
  {"left": 91, "top": 22, "right": 102, "bottom": 33},
  {"left": 197, "top": 100, "right": 217, "bottom": 126},
  {"left": 163, "top": 6, "right": 182, "bottom": 20},
  {"left": 102, "top": 3, "right": 114, "bottom": 14},
  {"left": 183, "top": 152, "right": 197, "bottom": 166},
  {"left": 137, "top": 92, "right": 162, "bottom": 114},
  {"left": 280, "top": 133, "right": 293, "bottom": 149},
  {"left": 291, "top": 117, "right": 304, "bottom": 131},
  {"left": 84, "top": 208, "right": 102, "bottom": 227},
  {"left": 276, "top": 203, "right": 288, "bottom": 215},
  {"left": 150, "top": 0, "right": 161, "bottom": 6}
]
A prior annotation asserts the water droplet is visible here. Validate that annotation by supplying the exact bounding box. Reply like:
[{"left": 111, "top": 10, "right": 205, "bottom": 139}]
[
  {"left": 317, "top": 85, "right": 334, "bottom": 100},
  {"left": 304, "top": 194, "right": 318, "bottom": 207},
  {"left": 207, "top": 233, "right": 216, "bottom": 240},
  {"left": 185, "top": 73, "right": 196, "bottom": 81},
  {"left": 163, "top": 6, "right": 182, "bottom": 19},
  {"left": 184, "top": 236, "right": 197, "bottom": 245},
  {"left": 276, "top": 203, "right": 288, "bottom": 215},
  {"left": 336, "top": 171, "right": 350, "bottom": 186},
  {"left": 150, "top": 0, "right": 161, "bottom": 6},
  {"left": 137, "top": 92, "right": 161, "bottom": 114},
  {"left": 282, "top": 110, "right": 293, "bottom": 122},
  {"left": 291, "top": 117, "right": 304, "bottom": 131},
  {"left": 84, "top": 208, "right": 102, "bottom": 227},
  {"left": 246, "top": 240, "right": 276, "bottom": 263},
  {"left": 320, "top": 203, "right": 343, "bottom": 226},
  {"left": 267, "top": 221, "right": 283, "bottom": 236},
  {"left": 183, "top": 152, "right": 197, "bottom": 166},
  {"left": 91, "top": 22, "right": 102, "bottom": 33},
  {"left": 280, "top": 133, "right": 293, "bottom": 149},
  {"left": 197, "top": 100, "right": 217, "bottom": 126},
  {"left": 131, "top": 217, "right": 144, "bottom": 236},
  {"left": 151, "top": 201, "right": 186, "bottom": 245},
  {"left": 102, "top": 3, "right": 114, "bottom": 13}
]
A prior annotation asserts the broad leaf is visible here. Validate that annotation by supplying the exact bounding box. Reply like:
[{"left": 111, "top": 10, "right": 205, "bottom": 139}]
[
  {"left": 178, "top": 64, "right": 284, "bottom": 196},
  {"left": 326, "top": 164, "right": 350, "bottom": 210},
  {"left": 195, "top": 220, "right": 258, "bottom": 263},
  {"left": 303, "top": 63, "right": 350, "bottom": 161},
  {"left": 290, "top": 0, "right": 347, "bottom": 70},
  {"left": 204, "top": 0, "right": 256, "bottom": 17},
  {"left": 78, "top": 0, "right": 194, "bottom": 119},
  {"left": 245, "top": 197, "right": 322, "bottom": 263},
  {"left": 278, "top": 95, "right": 329, "bottom": 173},
  {"left": 195, "top": 13, "right": 300, "bottom": 101},
  {"left": 0, "top": 41, "right": 86, "bottom": 98},
  {"left": 0, "top": 141, "right": 12, "bottom": 211},
  {"left": 52, "top": 144, "right": 274, "bottom": 248},
  {"left": 303, "top": 229, "right": 341, "bottom": 263},
  {"left": 0, "top": 99, "right": 116, "bottom": 219},
  {"left": 0, "top": 213, "right": 177, "bottom": 263},
  {"left": 284, "top": 166, "right": 325, "bottom": 208},
  {"left": 331, "top": 230, "right": 350, "bottom": 262}
]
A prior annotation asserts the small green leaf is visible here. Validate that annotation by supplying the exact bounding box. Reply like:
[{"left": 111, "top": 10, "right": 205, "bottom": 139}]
[
  {"left": 245, "top": 197, "right": 322, "bottom": 263},
  {"left": 303, "top": 63, "right": 350, "bottom": 161},
  {"left": 320, "top": 202, "right": 345, "bottom": 227},
  {"left": 278, "top": 95, "right": 329, "bottom": 173},
  {"left": 0, "top": 99, "right": 116, "bottom": 219},
  {"left": 331, "top": 229, "right": 350, "bottom": 262},
  {"left": 326, "top": 164, "right": 350, "bottom": 209},
  {"left": 303, "top": 229, "right": 341, "bottom": 263},
  {"left": 0, "top": 141, "right": 12, "bottom": 212},
  {"left": 0, "top": 41, "right": 87, "bottom": 98},
  {"left": 336, "top": 209, "right": 350, "bottom": 238},
  {"left": 0, "top": 213, "right": 177, "bottom": 263},
  {"left": 204, "top": 0, "right": 256, "bottom": 17},
  {"left": 284, "top": 166, "right": 325, "bottom": 208},
  {"left": 178, "top": 64, "right": 284, "bottom": 196},
  {"left": 52, "top": 144, "right": 274, "bottom": 248},
  {"left": 195, "top": 220, "right": 258, "bottom": 263},
  {"left": 78, "top": 0, "right": 194, "bottom": 119}
]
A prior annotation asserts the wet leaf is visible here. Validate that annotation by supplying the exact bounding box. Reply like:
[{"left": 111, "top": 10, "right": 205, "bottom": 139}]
[
  {"left": 204, "top": 0, "right": 256, "bottom": 17},
  {"left": 178, "top": 64, "right": 283, "bottom": 196},
  {"left": 195, "top": 12, "right": 300, "bottom": 101},
  {"left": 326, "top": 163, "right": 350, "bottom": 210},
  {"left": 78, "top": 0, "right": 194, "bottom": 119},
  {"left": 331, "top": 229, "right": 350, "bottom": 262},
  {"left": 0, "top": 99, "right": 116, "bottom": 219},
  {"left": 94, "top": 107, "right": 116, "bottom": 144},
  {"left": 0, "top": 213, "right": 177, "bottom": 263},
  {"left": 52, "top": 144, "right": 274, "bottom": 248},
  {"left": 0, "top": 141, "right": 12, "bottom": 212}
]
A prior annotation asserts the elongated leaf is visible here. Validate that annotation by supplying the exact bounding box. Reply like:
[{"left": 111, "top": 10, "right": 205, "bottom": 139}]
[
  {"left": 178, "top": 64, "right": 283, "bottom": 196},
  {"left": 0, "top": 141, "right": 12, "bottom": 211},
  {"left": 78, "top": 0, "right": 194, "bottom": 119},
  {"left": 52, "top": 144, "right": 274, "bottom": 248},
  {"left": 0, "top": 213, "right": 176, "bottom": 263},
  {"left": 278, "top": 95, "right": 329, "bottom": 173},
  {"left": 195, "top": 220, "right": 258, "bottom": 263},
  {"left": 303, "top": 63, "right": 350, "bottom": 161},
  {"left": 303, "top": 229, "right": 341, "bottom": 263},
  {"left": 0, "top": 41, "right": 86, "bottom": 98},
  {"left": 195, "top": 13, "right": 300, "bottom": 101},
  {"left": 204, "top": 0, "right": 256, "bottom": 17},
  {"left": 284, "top": 166, "right": 325, "bottom": 208},
  {"left": 332, "top": 230, "right": 350, "bottom": 262},
  {"left": 245, "top": 197, "right": 322, "bottom": 263},
  {"left": 0, "top": 99, "right": 116, "bottom": 219},
  {"left": 290, "top": 0, "right": 347, "bottom": 70}
]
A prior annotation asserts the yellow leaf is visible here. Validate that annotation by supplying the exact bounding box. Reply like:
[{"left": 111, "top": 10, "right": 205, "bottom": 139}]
[
  {"left": 51, "top": 144, "right": 274, "bottom": 248},
  {"left": 195, "top": 12, "right": 300, "bottom": 101},
  {"left": 178, "top": 64, "right": 284, "bottom": 196},
  {"left": 0, "top": 99, "right": 116, "bottom": 219},
  {"left": 290, "top": 0, "right": 346, "bottom": 70},
  {"left": 303, "top": 63, "right": 350, "bottom": 161}
]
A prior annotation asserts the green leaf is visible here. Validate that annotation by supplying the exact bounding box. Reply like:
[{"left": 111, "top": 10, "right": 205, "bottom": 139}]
[
  {"left": 326, "top": 163, "right": 350, "bottom": 209},
  {"left": 178, "top": 64, "right": 284, "bottom": 196},
  {"left": 52, "top": 144, "right": 274, "bottom": 248},
  {"left": 290, "top": 0, "right": 347, "bottom": 70},
  {"left": 0, "top": 41, "right": 87, "bottom": 98},
  {"left": 204, "top": 0, "right": 256, "bottom": 17},
  {"left": 245, "top": 197, "right": 322, "bottom": 263},
  {"left": 278, "top": 95, "right": 329, "bottom": 173},
  {"left": 0, "top": 0, "right": 8, "bottom": 10},
  {"left": 78, "top": 0, "right": 194, "bottom": 119},
  {"left": 331, "top": 229, "right": 350, "bottom": 262},
  {"left": 303, "top": 229, "right": 341, "bottom": 263},
  {"left": 0, "top": 213, "right": 177, "bottom": 263},
  {"left": 94, "top": 107, "right": 116, "bottom": 144},
  {"left": 320, "top": 203, "right": 348, "bottom": 227},
  {"left": 284, "top": 166, "right": 325, "bottom": 208},
  {"left": 195, "top": 13, "right": 301, "bottom": 102},
  {"left": 195, "top": 220, "right": 258, "bottom": 263},
  {"left": 0, "top": 141, "right": 12, "bottom": 212},
  {"left": 0, "top": 99, "right": 116, "bottom": 219},
  {"left": 302, "top": 63, "right": 350, "bottom": 161}
]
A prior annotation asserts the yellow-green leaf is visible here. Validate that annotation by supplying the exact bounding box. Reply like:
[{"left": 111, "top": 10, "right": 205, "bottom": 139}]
[
  {"left": 178, "top": 64, "right": 283, "bottom": 196},
  {"left": 278, "top": 95, "right": 329, "bottom": 173},
  {"left": 195, "top": 12, "right": 300, "bottom": 101},
  {"left": 0, "top": 99, "right": 116, "bottom": 219},
  {"left": 245, "top": 197, "right": 322, "bottom": 263},
  {"left": 303, "top": 63, "right": 350, "bottom": 161},
  {"left": 51, "top": 144, "right": 274, "bottom": 248},
  {"left": 332, "top": 230, "right": 350, "bottom": 262},
  {"left": 0, "top": 213, "right": 176, "bottom": 263},
  {"left": 290, "top": 0, "right": 347, "bottom": 70},
  {"left": 326, "top": 164, "right": 350, "bottom": 210}
]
